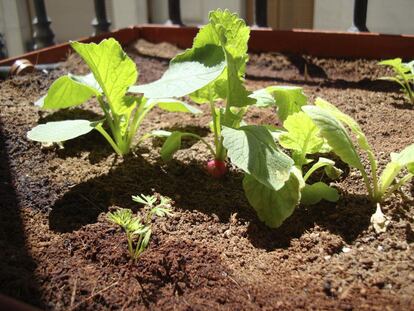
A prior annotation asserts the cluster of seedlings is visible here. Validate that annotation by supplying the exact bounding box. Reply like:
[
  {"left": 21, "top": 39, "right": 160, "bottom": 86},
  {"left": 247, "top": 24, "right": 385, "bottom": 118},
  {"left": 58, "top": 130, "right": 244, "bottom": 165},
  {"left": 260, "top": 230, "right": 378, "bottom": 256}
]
[{"left": 27, "top": 9, "right": 414, "bottom": 258}]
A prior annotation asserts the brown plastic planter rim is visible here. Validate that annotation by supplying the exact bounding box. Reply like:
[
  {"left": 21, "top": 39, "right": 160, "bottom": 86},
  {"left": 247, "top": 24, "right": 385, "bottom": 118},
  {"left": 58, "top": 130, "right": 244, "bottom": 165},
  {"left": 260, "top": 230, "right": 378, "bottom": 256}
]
[{"left": 1, "top": 24, "right": 414, "bottom": 67}]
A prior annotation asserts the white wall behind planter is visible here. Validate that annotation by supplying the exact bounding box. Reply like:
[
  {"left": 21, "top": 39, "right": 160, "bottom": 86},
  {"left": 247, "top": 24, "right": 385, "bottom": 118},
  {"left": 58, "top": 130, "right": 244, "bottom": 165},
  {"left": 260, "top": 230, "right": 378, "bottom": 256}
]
[
  {"left": 0, "top": 0, "right": 32, "bottom": 57},
  {"left": 149, "top": 0, "right": 245, "bottom": 25},
  {"left": 36, "top": 0, "right": 148, "bottom": 43},
  {"left": 314, "top": 0, "right": 414, "bottom": 34}
]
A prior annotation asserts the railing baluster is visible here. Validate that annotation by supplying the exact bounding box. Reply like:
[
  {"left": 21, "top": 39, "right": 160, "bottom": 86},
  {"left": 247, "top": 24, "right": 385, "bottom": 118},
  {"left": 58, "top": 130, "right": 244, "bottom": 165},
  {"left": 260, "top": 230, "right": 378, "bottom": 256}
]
[
  {"left": 32, "top": 0, "right": 55, "bottom": 50},
  {"left": 92, "top": 0, "right": 111, "bottom": 36},
  {"left": 166, "top": 0, "right": 183, "bottom": 25},
  {"left": 0, "top": 33, "right": 7, "bottom": 59},
  {"left": 254, "top": 0, "right": 267, "bottom": 27},
  {"left": 349, "top": 0, "right": 369, "bottom": 32}
]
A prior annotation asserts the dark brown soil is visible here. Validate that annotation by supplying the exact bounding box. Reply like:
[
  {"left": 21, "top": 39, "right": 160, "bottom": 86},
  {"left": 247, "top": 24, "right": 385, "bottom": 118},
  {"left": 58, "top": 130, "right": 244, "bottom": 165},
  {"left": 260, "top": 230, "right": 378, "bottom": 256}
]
[{"left": 0, "top": 40, "right": 413, "bottom": 310}]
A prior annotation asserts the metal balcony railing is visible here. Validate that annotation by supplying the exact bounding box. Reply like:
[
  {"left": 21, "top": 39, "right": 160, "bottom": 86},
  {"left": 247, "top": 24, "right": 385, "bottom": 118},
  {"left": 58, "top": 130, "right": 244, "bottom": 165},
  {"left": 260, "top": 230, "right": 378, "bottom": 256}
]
[{"left": 0, "top": 0, "right": 370, "bottom": 60}]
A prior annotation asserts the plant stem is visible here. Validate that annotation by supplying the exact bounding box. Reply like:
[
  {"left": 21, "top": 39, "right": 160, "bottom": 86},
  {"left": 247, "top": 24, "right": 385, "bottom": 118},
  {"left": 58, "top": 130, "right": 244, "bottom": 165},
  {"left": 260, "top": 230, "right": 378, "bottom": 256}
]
[
  {"left": 127, "top": 98, "right": 154, "bottom": 148},
  {"left": 97, "top": 96, "right": 129, "bottom": 154},
  {"left": 134, "top": 234, "right": 144, "bottom": 260},
  {"left": 97, "top": 96, "right": 115, "bottom": 131},
  {"left": 185, "top": 133, "right": 216, "bottom": 157},
  {"left": 209, "top": 97, "right": 219, "bottom": 151},
  {"left": 360, "top": 167, "right": 374, "bottom": 200},
  {"left": 95, "top": 124, "right": 124, "bottom": 155},
  {"left": 126, "top": 234, "right": 134, "bottom": 258},
  {"left": 366, "top": 149, "right": 380, "bottom": 201}
]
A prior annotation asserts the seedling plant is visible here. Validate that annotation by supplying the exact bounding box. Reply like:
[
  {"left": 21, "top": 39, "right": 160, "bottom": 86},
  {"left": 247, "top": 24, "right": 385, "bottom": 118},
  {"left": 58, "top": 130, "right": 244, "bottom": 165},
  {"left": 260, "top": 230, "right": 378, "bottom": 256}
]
[
  {"left": 107, "top": 194, "right": 172, "bottom": 260},
  {"left": 27, "top": 38, "right": 205, "bottom": 155},
  {"left": 379, "top": 58, "right": 414, "bottom": 105},
  {"left": 136, "top": 10, "right": 346, "bottom": 228},
  {"left": 303, "top": 98, "right": 414, "bottom": 214},
  {"left": 144, "top": 9, "right": 255, "bottom": 178}
]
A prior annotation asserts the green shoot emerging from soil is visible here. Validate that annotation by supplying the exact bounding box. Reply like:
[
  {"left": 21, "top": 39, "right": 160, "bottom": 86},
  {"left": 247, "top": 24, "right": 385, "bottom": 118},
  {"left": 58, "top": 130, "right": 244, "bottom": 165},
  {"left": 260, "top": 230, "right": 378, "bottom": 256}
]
[
  {"left": 379, "top": 58, "right": 414, "bottom": 105},
  {"left": 107, "top": 194, "right": 172, "bottom": 260},
  {"left": 303, "top": 98, "right": 414, "bottom": 205},
  {"left": 27, "top": 38, "right": 202, "bottom": 155}
]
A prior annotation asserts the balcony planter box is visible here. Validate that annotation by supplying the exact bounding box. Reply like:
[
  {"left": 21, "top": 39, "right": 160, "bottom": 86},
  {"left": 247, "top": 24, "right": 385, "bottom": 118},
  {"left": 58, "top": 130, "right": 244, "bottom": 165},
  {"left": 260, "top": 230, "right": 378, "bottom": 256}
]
[{"left": 1, "top": 26, "right": 414, "bottom": 310}]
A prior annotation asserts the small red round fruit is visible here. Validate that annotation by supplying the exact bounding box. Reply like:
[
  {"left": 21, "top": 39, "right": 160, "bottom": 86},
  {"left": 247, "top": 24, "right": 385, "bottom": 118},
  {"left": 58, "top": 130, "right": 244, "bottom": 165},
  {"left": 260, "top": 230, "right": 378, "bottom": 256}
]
[{"left": 206, "top": 159, "right": 228, "bottom": 178}]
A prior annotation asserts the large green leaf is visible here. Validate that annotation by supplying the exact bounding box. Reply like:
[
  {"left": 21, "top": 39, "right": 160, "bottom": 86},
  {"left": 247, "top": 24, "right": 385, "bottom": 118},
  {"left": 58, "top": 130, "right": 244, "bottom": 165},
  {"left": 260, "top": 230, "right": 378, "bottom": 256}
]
[
  {"left": 137, "top": 16, "right": 224, "bottom": 102},
  {"left": 36, "top": 73, "right": 101, "bottom": 109},
  {"left": 279, "top": 111, "right": 324, "bottom": 156},
  {"left": 69, "top": 72, "right": 102, "bottom": 92},
  {"left": 267, "top": 86, "right": 307, "bottom": 122},
  {"left": 190, "top": 9, "right": 253, "bottom": 107},
  {"left": 129, "top": 61, "right": 225, "bottom": 99},
  {"left": 314, "top": 98, "right": 371, "bottom": 152},
  {"left": 243, "top": 169, "right": 302, "bottom": 228},
  {"left": 71, "top": 38, "right": 137, "bottom": 115},
  {"left": 301, "top": 182, "right": 339, "bottom": 205},
  {"left": 222, "top": 125, "right": 294, "bottom": 191},
  {"left": 302, "top": 105, "right": 364, "bottom": 171},
  {"left": 27, "top": 120, "right": 95, "bottom": 143}
]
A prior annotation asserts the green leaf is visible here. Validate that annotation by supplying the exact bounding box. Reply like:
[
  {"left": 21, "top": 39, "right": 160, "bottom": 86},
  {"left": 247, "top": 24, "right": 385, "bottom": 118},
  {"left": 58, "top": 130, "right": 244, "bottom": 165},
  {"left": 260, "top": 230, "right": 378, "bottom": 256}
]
[
  {"left": 27, "top": 120, "right": 96, "bottom": 143},
  {"left": 266, "top": 86, "right": 307, "bottom": 122},
  {"left": 301, "top": 182, "right": 339, "bottom": 205},
  {"left": 302, "top": 105, "right": 364, "bottom": 171},
  {"left": 390, "top": 143, "right": 414, "bottom": 166},
  {"left": 324, "top": 164, "right": 343, "bottom": 180},
  {"left": 140, "top": 228, "right": 152, "bottom": 251},
  {"left": 190, "top": 9, "right": 253, "bottom": 107},
  {"left": 160, "top": 131, "right": 184, "bottom": 161},
  {"left": 378, "top": 58, "right": 411, "bottom": 75},
  {"left": 379, "top": 58, "right": 403, "bottom": 68},
  {"left": 129, "top": 44, "right": 226, "bottom": 99},
  {"left": 71, "top": 38, "right": 137, "bottom": 115},
  {"left": 408, "top": 163, "right": 414, "bottom": 174},
  {"left": 118, "top": 96, "right": 138, "bottom": 135},
  {"left": 279, "top": 111, "right": 324, "bottom": 157},
  {"left": 222, "top": 125, "right": 294, "bottom": 191},
  {"left": 379, "top": 143, "right": 414, "bottom": 192},
  {"left": 36, "top": 74, "right": 100, "bottom": 110},
  {"left": 128, "top": 218, "right": 145, "bottom": 234},
  {"left": 107, "top": 208, "right": 133, "bottom": 229},
  {"left": 303, "top": 157, "right": 337, "bottom": 182},
  {"left": 131, "top": 194, "right": 149, "bottom": 205},
  {"left": 152, "top": 99, "right": 202, "bottom": 114},
  {"left": 243, "top": 169, "right": 302, "bottom": 228},
  {"left": 151, "top": 206, "right": 172, "bottom": 217},
  {"left": 250, "top": 88, "right": 275, "bottom": 107},
  {"left": 314, "top": 98, "right": 371, "bottom": 152}
]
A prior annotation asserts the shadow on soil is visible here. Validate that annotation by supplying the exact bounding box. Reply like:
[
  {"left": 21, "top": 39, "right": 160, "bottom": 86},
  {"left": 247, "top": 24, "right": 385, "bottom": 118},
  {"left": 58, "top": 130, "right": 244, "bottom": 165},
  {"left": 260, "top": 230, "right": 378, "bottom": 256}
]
[
  {"left": 247, "top": 69, "right": 399, "bottom": 94},
  {"left": 48, "top": 152, "right": 250, "bottom": 233},
  {"left": 0, "top": 121, "right": 44, "bottom": 309},
  {"left": 247, "top": 192, "right": 374, "bottom": 249},
  {"left": 49, "top": 138, "right": 374, "bottom": 249},
  {"left": 390, "top": 101, "right": 414, "bottom": 110}
]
